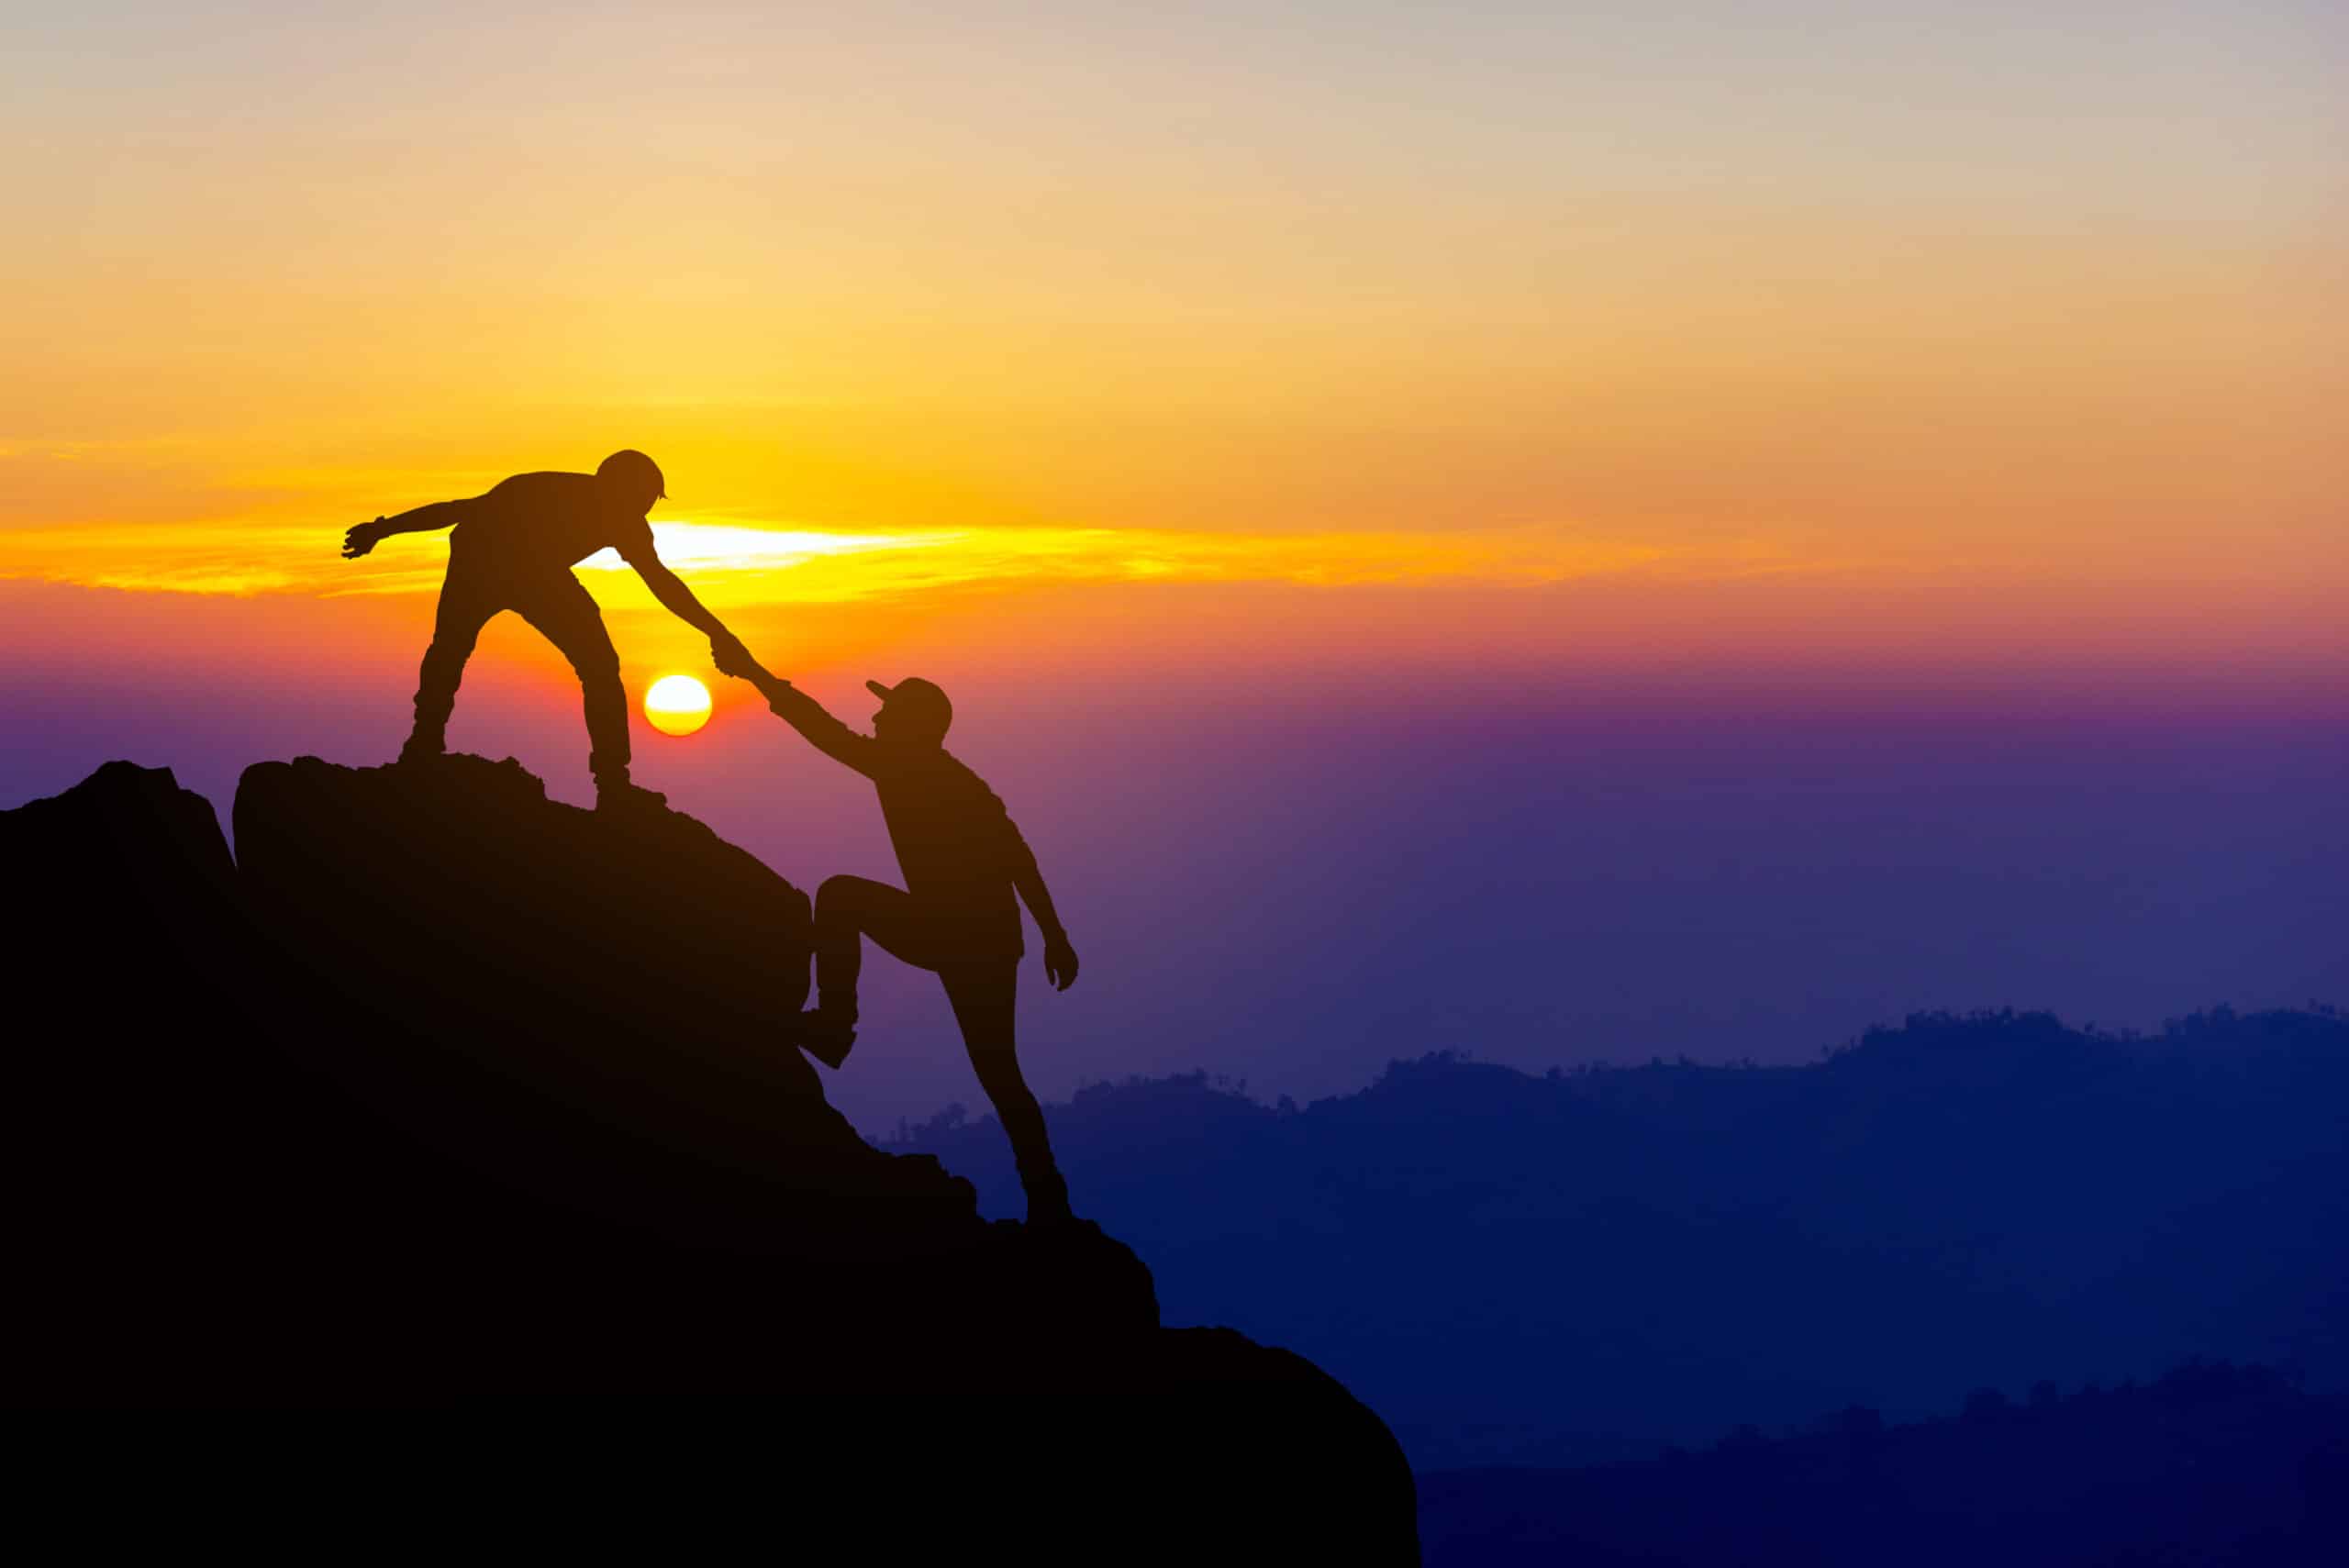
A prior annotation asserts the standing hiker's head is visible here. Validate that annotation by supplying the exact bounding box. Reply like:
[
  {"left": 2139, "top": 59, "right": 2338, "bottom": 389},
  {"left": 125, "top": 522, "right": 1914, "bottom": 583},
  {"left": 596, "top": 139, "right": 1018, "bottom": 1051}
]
[
  {"left": 866, "top": 677, "right": 952, "bottom": 748},
  {"left": 596, "top": 450, "right": 666, "bottom": 517}
]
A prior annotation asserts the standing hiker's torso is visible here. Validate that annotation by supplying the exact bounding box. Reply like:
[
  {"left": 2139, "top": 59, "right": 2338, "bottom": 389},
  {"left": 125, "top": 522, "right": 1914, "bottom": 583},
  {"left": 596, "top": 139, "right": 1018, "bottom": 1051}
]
[
  {"left": 453, "top": 472, "right": 654, "bottom": 572},
  {"left": 871, "top": 749, "right": 1023, "bottom": 952}
]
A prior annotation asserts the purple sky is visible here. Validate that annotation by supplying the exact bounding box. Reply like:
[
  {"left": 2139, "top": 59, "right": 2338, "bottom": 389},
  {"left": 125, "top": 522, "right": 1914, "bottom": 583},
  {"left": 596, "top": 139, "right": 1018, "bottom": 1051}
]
[{"left": 6, "top": 577, "right": 2340, "bottom": 1135}]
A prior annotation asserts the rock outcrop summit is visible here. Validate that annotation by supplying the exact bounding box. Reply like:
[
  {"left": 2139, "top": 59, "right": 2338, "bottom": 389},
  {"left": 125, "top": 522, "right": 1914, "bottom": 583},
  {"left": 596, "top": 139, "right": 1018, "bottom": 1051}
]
[{"left": 6, "top": 754, "right": 1415, "bottom": 1560}]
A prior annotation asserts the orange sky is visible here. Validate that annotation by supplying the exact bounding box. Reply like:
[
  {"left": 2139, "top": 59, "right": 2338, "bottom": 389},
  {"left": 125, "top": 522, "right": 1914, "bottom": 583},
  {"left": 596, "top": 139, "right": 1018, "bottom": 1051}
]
[{"left": 4, "top": 2, "right": 2344, "bottom": 688}]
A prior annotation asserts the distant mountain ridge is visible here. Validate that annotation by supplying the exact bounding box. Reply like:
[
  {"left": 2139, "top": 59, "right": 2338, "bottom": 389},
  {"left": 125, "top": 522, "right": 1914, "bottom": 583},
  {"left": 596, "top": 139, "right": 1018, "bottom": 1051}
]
[
  {"left": 1419, "top": 1359, "right": 2349, "bottom": 1566},
  {"left": 893, "top": 1006, "right": 2349, "bottom": 1468}
]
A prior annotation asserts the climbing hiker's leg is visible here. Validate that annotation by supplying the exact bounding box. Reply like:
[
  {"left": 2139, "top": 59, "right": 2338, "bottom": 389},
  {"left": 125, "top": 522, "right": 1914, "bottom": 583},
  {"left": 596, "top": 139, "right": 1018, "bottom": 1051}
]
[
  {"left": 944, "top": 964, "right": 1070, "bottom": 1223},
  {"left": 774, "top": 882, "right": 814, "bottom": 1016},
  {"left": 810, "top": 875, "right": 922, "bottom": 1020},
  {"left": 797, "top": 875, "right": 935, "bottom": 1066},
  {"left": 406, "top": 562, "right": 500, "bottom": 763}
]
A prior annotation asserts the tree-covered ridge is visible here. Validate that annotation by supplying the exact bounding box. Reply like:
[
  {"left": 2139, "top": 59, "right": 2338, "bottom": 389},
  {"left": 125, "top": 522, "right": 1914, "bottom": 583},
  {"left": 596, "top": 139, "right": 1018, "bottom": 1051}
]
[{"left": 895, "top": 1006, "right": 2349, "bottom": 1468}]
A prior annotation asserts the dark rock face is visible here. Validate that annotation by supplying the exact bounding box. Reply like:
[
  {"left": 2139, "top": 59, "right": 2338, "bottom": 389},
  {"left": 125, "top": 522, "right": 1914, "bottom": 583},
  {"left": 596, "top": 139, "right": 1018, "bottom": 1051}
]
[
  {"left": 232, "top": 754, "right": 847, "bottom": 1229},
  {"left": 6, "top": 761, "right": 262, "bottom": 1396},
  {"left": 4, "top": 755, "right": 1416, "bottom": 1562}
]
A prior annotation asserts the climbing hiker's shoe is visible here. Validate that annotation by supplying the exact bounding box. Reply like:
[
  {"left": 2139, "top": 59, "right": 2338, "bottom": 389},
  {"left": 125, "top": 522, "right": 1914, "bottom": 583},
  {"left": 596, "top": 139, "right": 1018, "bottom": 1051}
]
[{"left": 788, "top": 1008, "right": 858, "bottom": 1069}]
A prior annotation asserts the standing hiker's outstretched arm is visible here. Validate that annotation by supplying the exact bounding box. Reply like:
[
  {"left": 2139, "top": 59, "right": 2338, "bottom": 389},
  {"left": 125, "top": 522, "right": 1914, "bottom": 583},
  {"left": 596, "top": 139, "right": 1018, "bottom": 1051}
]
[
  {"left": 342, "top": 498, "right": 476, "bottom": 559},
  {"left": 712, "top": 650, "right": 880, "bottom": 777},
  {"left": 624, "top": 546, "right": 730, "bottom": 639},
  {"left": 1009, "top": 823, "right": 1079, "bottom": 990},
  {"left": 624, "top": 541, "right": 750, "bottom": 667}
]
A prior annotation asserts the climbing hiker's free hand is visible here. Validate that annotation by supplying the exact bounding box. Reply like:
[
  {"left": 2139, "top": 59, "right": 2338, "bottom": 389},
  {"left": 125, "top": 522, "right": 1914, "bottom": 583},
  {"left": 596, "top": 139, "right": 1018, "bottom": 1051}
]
[
  {"left": 342, "top": 518, "right": 384, "bottom": 560},
  {"left": 1044, "top": 935, "right": 1080, "bottom": 992}
]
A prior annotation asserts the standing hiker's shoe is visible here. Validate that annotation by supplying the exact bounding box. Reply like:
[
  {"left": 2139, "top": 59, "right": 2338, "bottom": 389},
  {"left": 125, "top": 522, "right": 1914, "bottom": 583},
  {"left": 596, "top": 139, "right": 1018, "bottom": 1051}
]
[
  {"left": 596, "top": 780, "right": 669, "bottom": 813},
  {"left": 395, "top": 738, "right": 446, "bottom": 768},
  {"left": 786, "top": 1009, "right": 858, "bottom": 1069}
]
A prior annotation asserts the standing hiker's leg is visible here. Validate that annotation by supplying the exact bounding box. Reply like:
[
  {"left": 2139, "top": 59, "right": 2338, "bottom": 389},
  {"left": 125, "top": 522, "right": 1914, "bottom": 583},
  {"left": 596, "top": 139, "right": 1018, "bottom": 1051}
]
[
  {"left": 943, "top": 965, "right": 1069, "bottom": 1222},
  {"left": 407, "top": 566, "right": 499, "bottom": 761},
  {"left": 515, "top": 571, "right": 629, "bottom": 789}
]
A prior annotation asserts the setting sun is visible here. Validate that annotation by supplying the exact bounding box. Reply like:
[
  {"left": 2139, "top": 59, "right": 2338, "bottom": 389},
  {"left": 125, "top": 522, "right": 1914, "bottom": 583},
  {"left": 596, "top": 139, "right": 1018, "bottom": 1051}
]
[{"left": 643, "top": 674, "right": 712, "bottom": 738}]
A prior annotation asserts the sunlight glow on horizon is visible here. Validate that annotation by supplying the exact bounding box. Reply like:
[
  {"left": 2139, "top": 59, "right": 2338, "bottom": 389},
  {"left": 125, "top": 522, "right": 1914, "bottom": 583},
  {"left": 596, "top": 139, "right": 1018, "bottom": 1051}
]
[{"left": 0, "top": 518, "right": 1680, "bottom": 606}]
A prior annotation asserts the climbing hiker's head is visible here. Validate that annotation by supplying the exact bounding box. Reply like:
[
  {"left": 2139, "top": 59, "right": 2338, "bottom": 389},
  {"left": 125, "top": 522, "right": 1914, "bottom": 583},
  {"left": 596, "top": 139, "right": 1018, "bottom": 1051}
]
[
  {"left": 596, "top": 450, "right": 666, "bottom": 516},
  {"left": 866, "top": 677, "right": 952, "bottom": 747}
]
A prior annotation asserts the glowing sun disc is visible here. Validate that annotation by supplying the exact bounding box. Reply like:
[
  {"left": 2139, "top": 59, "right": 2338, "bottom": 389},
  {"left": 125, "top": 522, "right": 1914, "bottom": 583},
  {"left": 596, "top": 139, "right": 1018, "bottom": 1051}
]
[{"left": 643, "top": 673, "right": 712, "bottom": 737}]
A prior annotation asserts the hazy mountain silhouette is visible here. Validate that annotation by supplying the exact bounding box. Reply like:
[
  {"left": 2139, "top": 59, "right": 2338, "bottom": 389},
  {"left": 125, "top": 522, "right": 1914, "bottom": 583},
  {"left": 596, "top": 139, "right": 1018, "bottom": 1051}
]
[
  {"left": 3, "top": 756, "right": 1416, "bottom": 1559},
  {"left": 892, "top": 1008, "right": 2349, "bottom": 1468},
  {"left": 1419, "top": 1360, "right": 2349, "bottom": 1566}
]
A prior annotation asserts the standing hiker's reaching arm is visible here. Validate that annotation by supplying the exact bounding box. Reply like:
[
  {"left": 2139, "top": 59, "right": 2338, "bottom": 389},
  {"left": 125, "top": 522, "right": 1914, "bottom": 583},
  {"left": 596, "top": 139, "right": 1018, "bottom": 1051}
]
[
  {"left": 1008, "top": 820, "right": 1079, "bottom": 991},
  {"left": 342, "top": 498, "right": 479, "bottom": 559},
  {"left": 622, "top": 538, "right": 748, "bottom": 667},
  {"left": 713, "top": 651, "right": 881, "bottom": 777}
]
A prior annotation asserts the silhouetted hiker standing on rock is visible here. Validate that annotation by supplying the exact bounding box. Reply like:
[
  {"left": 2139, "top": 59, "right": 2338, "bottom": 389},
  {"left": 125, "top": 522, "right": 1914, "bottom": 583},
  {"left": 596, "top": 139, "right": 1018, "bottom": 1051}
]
[
  {"left": 341, "top": 450, "right": 746, "bottom": 810},
  {"left": 716, "top": 649, "right": 1079, "bottom": 1224}
]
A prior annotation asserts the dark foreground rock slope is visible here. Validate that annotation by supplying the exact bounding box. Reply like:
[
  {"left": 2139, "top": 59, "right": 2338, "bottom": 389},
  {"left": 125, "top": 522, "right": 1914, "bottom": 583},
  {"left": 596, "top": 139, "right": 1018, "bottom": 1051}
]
[{"left": 5, "top": 755, "right": 1416, "bottom": 1560}]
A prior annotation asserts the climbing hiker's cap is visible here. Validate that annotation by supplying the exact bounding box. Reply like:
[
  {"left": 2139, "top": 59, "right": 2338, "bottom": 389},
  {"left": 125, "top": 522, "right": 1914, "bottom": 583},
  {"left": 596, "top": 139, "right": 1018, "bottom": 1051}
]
[{"left": 866, "top": 677, "right": 952, "bottom": 737}]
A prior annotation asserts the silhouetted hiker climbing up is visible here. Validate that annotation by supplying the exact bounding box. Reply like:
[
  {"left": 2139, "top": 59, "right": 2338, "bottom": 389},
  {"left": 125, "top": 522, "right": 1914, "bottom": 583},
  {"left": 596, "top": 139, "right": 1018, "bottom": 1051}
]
[
  {"left": 342, "top": 450, "right": 746, "bottom": 809},
  {"left": 716, "top": 650, "right": 1080, "bottom": 1224}
]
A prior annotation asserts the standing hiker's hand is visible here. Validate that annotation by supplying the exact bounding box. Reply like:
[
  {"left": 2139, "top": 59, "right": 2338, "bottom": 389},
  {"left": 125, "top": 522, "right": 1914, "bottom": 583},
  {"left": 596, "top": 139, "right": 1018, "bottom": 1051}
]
[
  {"left": 1044, "top": 935, "right": 1080, "bottom": 992},
  {"left": 341, "top": 518, "right": 384, "bottom": 560}
]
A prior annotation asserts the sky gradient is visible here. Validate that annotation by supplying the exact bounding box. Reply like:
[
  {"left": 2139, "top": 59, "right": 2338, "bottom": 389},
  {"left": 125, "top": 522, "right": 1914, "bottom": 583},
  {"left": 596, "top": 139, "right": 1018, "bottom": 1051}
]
[{"left": 6, "top": 2, "right": 2343, "bottom": 1128}]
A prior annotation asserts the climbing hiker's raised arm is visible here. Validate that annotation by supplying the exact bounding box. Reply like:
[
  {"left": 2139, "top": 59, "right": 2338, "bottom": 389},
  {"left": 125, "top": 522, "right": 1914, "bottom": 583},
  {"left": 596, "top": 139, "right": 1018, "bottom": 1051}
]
[
  {"left": 767, "top": 681, "right": 882, "bottom": 776},
  {"left": 714, "top": 652, "right": 881, "bottom": 777}
]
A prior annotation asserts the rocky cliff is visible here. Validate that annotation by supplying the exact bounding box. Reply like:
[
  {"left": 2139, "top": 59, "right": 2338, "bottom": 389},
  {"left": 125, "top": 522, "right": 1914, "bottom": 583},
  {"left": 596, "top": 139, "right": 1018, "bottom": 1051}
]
[{"left": 5, "top": 754, "right": 1416, "bottom": 1559}]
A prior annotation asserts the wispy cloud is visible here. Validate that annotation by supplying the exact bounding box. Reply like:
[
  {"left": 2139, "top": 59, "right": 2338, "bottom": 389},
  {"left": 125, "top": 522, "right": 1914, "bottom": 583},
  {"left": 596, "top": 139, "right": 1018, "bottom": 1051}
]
[{"left": 1, "top": 519, "right": 1675, "bottom": 604}]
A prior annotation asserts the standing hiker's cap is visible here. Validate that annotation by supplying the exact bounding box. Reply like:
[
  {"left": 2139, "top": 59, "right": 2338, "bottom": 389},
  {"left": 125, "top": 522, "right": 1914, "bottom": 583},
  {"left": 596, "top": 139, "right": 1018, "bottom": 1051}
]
[
  {"left": 596, "top": 449, "right": 666, "bottom": 500},
  {"left": 866, "top": 677, "right": 952, "bottom": 738}
]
